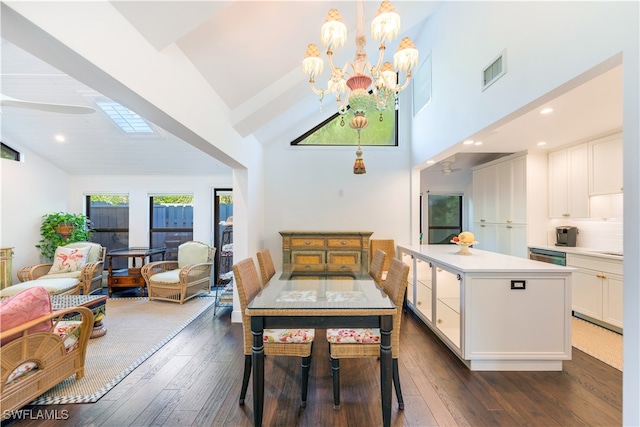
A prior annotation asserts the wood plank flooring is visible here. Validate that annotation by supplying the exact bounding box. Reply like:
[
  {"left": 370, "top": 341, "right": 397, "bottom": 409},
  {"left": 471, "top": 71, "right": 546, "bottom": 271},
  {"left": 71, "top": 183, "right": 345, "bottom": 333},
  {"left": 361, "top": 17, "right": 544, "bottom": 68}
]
[{"left": 2, "top": 305, "right": 622, "bottom": 426}]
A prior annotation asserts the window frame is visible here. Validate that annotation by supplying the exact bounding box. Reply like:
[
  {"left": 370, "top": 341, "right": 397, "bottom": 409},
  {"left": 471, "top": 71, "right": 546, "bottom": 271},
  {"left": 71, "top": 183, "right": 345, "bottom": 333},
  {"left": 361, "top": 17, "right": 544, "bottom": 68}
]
[{"left": 427, "top": 193, "right": 464, "bottom": 244}]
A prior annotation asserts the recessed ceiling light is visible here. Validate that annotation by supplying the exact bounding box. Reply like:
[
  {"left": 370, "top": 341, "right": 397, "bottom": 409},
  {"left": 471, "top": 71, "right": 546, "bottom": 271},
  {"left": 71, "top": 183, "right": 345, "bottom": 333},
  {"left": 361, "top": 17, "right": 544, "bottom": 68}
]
[
  {"left": 426, "top": 159, "right": 435, "bottom": 164},
  {"left": 474, "top": 141, "right": 483, "bottom": 146},
  {"left": 463, "top": 140, "right": 474, "bottom": 145},
  {"left": 537, "top": 141, "right": 547, "bottom": 146},
  {"left": 54, "top": 134, "right": 66, "bottom": 142},
  {"left": 540, "top": 107, "right": 554, "bottom": 115}
]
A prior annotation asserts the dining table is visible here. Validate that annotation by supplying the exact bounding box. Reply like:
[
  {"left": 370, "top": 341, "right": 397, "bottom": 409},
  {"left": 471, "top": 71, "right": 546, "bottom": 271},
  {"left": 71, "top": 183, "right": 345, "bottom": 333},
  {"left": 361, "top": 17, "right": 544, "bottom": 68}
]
[{"left": 246, "top": 269, "right": 397, "bottom": 427}]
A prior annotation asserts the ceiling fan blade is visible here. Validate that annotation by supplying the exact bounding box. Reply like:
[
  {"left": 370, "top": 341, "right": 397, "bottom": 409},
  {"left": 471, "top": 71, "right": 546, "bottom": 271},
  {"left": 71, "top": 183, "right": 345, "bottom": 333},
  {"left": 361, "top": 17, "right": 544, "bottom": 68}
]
[{"left": 0, "top": 94, "right": 96, "bottom": 114}]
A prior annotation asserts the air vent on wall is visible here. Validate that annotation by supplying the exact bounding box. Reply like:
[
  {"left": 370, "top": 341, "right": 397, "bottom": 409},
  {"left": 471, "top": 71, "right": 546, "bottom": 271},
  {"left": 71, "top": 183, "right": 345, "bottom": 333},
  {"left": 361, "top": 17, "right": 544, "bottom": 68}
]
[{"left": 482, "top": 50, "right": 506, "bottom": 91}]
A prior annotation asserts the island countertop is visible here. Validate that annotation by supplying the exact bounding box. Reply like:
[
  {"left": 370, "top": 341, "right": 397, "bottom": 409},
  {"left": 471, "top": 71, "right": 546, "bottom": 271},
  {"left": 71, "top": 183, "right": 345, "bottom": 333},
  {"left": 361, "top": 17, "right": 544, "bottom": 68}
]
[{"left": 397, "top": 244, "right": 575, "bottom": 274}]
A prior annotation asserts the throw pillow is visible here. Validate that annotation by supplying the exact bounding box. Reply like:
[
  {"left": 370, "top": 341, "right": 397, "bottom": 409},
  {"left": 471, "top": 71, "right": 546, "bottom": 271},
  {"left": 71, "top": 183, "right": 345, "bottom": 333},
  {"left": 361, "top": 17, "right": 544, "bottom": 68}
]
[
  {"left": 48, "top": 246, "right": 91, "bottom": 274},
  {"left": 0, "top": 286, "right": 53, "bottom": 345}
]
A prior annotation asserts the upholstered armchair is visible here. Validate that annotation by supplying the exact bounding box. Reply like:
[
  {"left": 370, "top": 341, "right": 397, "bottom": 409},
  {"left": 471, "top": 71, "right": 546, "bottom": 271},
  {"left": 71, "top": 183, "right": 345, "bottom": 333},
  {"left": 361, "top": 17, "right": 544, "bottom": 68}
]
[
  {"left": 16, "top": 242, "right": 106, "bottom": 295},
  {"left": 141, "top": 241, "right": 215, "bottom": 304}
]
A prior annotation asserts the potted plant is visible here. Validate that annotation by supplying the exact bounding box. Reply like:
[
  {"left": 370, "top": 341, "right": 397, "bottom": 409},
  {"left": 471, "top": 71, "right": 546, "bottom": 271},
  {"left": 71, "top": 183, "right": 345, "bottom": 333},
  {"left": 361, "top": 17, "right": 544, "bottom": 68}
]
[{"left": 36, "top": 212, "right": 94, "bottom": 260}]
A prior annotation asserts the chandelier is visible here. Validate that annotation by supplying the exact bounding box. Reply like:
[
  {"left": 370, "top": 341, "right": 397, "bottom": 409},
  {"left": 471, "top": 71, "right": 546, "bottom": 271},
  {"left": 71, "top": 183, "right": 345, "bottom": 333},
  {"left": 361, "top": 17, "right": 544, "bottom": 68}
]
[{"left": 302, "top": 0, "right": 419, "bottom": 174}]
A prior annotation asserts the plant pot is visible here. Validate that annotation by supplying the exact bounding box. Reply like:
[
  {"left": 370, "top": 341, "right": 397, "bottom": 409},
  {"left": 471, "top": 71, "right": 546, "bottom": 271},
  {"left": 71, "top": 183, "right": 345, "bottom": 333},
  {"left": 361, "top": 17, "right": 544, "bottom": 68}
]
[{"left": 54, "top": 223, "right": 75, "bottom": 241}]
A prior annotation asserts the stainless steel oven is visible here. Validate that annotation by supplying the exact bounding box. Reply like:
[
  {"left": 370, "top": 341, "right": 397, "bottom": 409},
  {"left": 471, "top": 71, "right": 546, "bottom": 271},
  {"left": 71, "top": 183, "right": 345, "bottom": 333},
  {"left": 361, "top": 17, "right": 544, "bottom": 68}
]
[{"left": 529, "top": 247, "right": 566, "bottom": 266}]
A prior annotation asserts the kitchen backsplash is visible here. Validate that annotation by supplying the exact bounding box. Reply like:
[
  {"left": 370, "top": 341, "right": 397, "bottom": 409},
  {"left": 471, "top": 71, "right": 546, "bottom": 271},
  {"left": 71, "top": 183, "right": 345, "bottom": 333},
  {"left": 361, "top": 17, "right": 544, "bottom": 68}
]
[{"left": 548, "top": 194, "right": 623, "bottom": 251}]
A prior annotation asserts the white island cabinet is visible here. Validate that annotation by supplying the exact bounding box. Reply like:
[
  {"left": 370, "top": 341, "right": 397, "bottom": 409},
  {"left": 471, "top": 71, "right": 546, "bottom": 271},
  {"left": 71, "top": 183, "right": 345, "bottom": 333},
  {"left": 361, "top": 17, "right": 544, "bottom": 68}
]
[{"left": 398, "top": 244, "right": 574, "bottom": 371}]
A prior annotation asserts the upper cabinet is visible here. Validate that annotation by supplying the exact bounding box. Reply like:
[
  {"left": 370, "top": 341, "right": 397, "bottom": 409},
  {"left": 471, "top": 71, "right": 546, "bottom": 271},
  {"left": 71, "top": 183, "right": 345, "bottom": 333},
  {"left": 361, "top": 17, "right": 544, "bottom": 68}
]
[
  {"left": 473, "top": 154, "right": 527, "bottom": 224},
  {"left": 548, "top": 144, "right": 589, "bottom": 218},
  {"left": 472, "top": 151, "right": 548, "bottom": 256},
  {"left": 548, "top": 131, "right": 622, "bottom": 219},
  {"left": 589, "top": 134, "right": 623, "bottom": 195}
]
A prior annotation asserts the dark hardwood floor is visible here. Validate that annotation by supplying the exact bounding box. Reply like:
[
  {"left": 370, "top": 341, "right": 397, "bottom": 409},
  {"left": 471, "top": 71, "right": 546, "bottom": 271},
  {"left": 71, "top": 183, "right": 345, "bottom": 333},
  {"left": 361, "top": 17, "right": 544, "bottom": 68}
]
[{"left": 2, "top": 305, "right": 622, "bottom": 426}]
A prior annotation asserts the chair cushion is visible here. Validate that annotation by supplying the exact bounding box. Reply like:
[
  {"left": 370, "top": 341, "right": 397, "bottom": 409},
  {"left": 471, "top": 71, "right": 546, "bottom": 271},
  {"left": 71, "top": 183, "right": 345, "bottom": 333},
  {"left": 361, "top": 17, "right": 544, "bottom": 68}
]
[
  {"left": 178, "top": 242, "right": 209, "bottom": 268},
  {"left": 264, "top": 328, "right": 315, "bottom": 343},
  {"left": 64, "top": 242, "right": 102, "bottom": 263},
  {"left": 326, "top": 328, "right": 380, "bottom": 344},
  {"left": 39, "top": 271, "right": 82, "bottom": 281},
  {"left": 150, "top": 269, "right": 180, "bottom": 285},
  {"left": 0, "top": 286, "right": 52, "bottom": 345},
  {"left": 49, "top": 245, "right": 91, "bottom": 274},
  {"left": 0, "top": 278, "right": 79, "bottom": 298}
]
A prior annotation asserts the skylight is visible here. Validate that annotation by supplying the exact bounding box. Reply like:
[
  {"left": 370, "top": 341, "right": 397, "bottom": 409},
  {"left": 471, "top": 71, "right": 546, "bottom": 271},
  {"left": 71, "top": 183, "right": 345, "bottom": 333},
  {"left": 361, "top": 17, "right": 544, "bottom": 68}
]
[{"left": 97, "top": 101, "right": 153, "bottom": 134}]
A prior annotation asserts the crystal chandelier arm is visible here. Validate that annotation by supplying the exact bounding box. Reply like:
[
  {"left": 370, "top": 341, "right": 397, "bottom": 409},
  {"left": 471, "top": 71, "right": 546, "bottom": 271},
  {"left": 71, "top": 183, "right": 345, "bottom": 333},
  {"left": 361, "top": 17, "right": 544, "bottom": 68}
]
[
  {"left": 369, "top": 42, "right": 387, "bottom": 81},
  {"left": 307, "top": 79, "right": 326, "bottom": 97},
  {"left": 395, "top": 71, "right": 413, "bottom": 92}
]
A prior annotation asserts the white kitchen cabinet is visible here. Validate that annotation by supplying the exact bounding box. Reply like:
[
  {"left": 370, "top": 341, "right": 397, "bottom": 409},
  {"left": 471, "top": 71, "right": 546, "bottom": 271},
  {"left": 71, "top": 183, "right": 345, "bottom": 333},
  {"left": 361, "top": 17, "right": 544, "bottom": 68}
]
[
  {"left": 415, "top": 258, "right": 433, "bottom": 322},
  {"left": 589, "top": 133, "right": 623, "bottom": 195},
  {"left": 434, "top": 266, "right": 461, "bottom": 349},
  {"left": 400, "top": 249, "right": 434, "bottom": 324},
  {"left": 548, "top": 143, "right": 589, "bottom": 218},
  {"left": 398, "top": 244, "right": 572, "bottom": 371},
  {"left": 471, "top": 151, "right": 546, "bottom": 257},
  {"left": 567, "top": 253, "right": 623, "bottom": 330},
  {"left": 496, "top": 223, "right": 527, "bottom": 259}
]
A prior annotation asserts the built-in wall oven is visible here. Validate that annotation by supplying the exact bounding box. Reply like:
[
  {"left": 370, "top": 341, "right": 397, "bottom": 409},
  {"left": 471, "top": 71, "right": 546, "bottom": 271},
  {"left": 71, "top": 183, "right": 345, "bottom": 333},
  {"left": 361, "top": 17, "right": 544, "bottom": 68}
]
[{"left": 528, "top": 247, "right": 566, "bottom": 266}]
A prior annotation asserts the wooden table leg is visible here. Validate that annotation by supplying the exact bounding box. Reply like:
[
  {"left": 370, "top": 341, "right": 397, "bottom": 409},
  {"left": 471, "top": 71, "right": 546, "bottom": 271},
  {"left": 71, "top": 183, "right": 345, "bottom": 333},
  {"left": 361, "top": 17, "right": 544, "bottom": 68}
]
[
  {"left": 251, "top": 316, "right": 265, "bottom": 427},
  {"left": 380, "top": 314, "right": 393, "bottom": 427}
]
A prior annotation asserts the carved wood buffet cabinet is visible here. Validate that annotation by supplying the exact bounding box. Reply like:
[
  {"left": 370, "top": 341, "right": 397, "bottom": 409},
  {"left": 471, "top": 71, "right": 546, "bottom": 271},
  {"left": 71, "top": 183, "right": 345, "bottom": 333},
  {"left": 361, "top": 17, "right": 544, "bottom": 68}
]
[{"left": 279, "top": 231, "right": 373, "bottom": 275}]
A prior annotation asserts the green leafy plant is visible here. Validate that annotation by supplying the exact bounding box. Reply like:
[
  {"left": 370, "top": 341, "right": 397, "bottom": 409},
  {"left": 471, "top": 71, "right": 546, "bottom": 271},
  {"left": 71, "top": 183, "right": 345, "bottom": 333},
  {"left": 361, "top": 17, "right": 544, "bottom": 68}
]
[{"left": 36, "top": 212, "right": 94, "bottom": 260}]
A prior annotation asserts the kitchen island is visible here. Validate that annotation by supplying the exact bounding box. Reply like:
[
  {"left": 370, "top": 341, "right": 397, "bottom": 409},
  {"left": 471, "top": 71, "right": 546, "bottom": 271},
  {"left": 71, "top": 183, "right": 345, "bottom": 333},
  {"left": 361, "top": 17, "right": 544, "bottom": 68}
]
[{"left": 398, "top": 244, "right": 574, "bottom": 371}]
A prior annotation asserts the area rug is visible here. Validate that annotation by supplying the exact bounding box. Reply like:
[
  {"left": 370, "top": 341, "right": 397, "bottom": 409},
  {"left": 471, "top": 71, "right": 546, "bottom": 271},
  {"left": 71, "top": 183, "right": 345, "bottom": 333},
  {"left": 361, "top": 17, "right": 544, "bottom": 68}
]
[
  {"left": 32, "top": 296, "right": 215, "bottom": 405},
  {"left": 572, "top": 316, "right": 623, "bottom": 371}
]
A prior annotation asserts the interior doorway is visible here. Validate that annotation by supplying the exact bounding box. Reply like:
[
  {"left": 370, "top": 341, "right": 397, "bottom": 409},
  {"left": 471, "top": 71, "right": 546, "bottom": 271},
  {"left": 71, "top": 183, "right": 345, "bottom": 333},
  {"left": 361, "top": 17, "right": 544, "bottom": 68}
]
[{"left": 213, "top": 189, "right": 233, "bottom": 285}]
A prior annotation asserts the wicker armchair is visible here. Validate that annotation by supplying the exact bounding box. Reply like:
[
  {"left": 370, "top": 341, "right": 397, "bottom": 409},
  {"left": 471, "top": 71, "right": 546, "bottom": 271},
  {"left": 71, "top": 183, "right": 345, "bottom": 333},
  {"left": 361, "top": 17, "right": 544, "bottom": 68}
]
[
  {"left": 1, "top": 301, "right": 92, "bottom": 417},
  {"left": 368, "top": 249, "right": 388, "bottom": 286},
  {"left": 141, "top": 241, "right": 215, "bottom": 304},
  {"left": 17, "top": 242, "right": 106, "bottom": 295},
  {"left": 256, "top": 248, "right": 276, "bottom": 287},
  {"left": 326, "top": 257, "right": 410, "bottom": 410},
  {"left": 232, "top": 257, "right": 315, "bottom": 407}
]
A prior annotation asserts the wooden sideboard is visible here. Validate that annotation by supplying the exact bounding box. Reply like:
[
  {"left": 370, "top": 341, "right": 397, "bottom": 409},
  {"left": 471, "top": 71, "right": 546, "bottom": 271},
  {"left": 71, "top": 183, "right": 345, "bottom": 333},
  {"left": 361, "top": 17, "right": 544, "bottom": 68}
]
[{"left": 279, "top": 231, "right": 373, "bottom": 275}]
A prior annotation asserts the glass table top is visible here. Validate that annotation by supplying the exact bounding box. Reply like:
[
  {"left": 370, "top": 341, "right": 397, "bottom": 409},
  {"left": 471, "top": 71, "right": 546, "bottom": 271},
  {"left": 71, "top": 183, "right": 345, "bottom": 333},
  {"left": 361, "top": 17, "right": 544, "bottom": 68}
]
[
  {"left": 106, "top": 247, "right": 166, "bottom": 256},
  {"left": 247, "top": 274, "right": 395, "bottom": 312}
]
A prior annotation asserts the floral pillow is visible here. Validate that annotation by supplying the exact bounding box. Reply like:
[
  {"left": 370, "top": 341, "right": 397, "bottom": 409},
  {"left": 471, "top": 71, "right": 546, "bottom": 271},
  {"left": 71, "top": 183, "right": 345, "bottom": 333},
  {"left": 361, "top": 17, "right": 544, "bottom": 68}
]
[{"left": 48, "top": 246, "right": 91, "bottom": 274}]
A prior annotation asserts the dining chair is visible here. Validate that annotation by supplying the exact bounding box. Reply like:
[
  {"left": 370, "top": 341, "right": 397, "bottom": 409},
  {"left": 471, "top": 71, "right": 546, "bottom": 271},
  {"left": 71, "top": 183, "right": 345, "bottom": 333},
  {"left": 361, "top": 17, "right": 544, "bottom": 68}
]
[
  {"left": 368, "top": 248, "right": 387, "bottom": 286},
  {"left": 326, "top": 257, "right": 410, "bottom": 410},
  {"left": 369, "top": 239, "right": 396, "bottom": 281},
  {"left": 232, "top": 257, "right": 315, "bottom": 407},
  {"left": 256, "top": 248, "right": 276, "bottom": 287}
]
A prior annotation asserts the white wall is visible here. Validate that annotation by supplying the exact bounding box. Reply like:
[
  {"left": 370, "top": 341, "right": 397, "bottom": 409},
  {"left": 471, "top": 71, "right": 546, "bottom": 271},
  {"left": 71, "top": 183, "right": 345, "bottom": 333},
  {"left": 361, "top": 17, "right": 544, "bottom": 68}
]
[
  {"left": 263, "top": 140, "right": 412, "bottom": 268},
  {"left": 1, "top": 145, "right": 72, "bottom": 282},
  {"left": 411, "top": 2, "right": 638, "bottom": 164}
]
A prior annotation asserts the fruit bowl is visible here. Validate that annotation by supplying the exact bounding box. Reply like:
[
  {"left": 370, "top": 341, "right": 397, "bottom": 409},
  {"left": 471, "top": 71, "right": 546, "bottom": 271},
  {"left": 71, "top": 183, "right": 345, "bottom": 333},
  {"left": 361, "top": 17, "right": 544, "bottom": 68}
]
[{"left": 451, "top": 240, "right": 479, "bottom": 255}]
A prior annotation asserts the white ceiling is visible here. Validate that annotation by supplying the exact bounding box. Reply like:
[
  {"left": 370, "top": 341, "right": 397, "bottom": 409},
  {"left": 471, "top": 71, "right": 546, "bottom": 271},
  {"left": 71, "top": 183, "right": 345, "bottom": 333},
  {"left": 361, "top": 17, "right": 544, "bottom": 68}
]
[{"left": 0, "top": 1, "right": 623, "bottom": 176}]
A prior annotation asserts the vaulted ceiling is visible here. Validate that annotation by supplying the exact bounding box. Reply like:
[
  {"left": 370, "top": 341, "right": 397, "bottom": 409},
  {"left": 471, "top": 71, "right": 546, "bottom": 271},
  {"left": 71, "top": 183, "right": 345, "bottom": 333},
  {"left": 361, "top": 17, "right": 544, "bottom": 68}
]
[{"left": 0, "top": 1, "right": 622, "bottom": 177}]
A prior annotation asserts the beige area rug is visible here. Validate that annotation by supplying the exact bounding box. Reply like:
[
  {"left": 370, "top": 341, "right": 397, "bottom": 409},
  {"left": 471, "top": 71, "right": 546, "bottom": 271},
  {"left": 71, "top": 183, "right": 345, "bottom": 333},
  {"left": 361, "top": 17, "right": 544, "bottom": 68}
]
[
  {"left": 32, "top": 296, "right": 215, "bottom": 405},
  {"left": 572, "top": 316, "right": 623, "bottom": 371}
]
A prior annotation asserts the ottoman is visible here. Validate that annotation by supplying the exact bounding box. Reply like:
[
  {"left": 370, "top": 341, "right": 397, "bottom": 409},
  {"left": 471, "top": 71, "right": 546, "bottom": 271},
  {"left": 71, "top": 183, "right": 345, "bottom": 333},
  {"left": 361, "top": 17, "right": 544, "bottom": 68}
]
[{"left": 0, "top": 278, "right": 80, "bottom": 298}]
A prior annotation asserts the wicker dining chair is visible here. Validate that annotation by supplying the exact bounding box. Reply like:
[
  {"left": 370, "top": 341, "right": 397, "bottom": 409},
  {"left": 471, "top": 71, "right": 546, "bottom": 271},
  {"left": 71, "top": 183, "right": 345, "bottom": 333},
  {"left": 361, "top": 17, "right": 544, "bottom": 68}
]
[
  {"left": 368, "top": 249, "right": 388, "bottom": 286},
  {"left": 369, "top": 239, "right": 396, "bottom": 281},
  {"left": 232, "top": 257, "right": 315, "bottom": 407},
  {"left": 326, "top": 257, "right": 410, "bottom": 410},
  {"left": 256, "top": 248, "right": 276, "bottom": 287}
]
